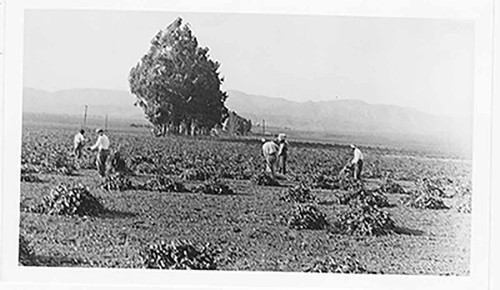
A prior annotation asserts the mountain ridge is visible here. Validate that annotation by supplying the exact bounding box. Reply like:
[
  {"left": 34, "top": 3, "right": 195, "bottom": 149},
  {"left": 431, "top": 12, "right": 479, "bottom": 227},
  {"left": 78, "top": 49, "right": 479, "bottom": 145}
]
[
  {"left": 22, "top": 87, "right": 470, "bottom": 138},
  {"left": 223, "top": 89, "right": 468, "bottom": 137}
]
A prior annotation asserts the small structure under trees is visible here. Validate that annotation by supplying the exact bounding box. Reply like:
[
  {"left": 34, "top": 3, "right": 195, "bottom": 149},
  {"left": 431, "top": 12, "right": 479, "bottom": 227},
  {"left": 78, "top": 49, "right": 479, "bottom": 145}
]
[
  {"left": 129, "top": 17, "right": 228, "bottom": 136},
  {"left": 222, "top": 111, "right": 252, "bottom": 136}
]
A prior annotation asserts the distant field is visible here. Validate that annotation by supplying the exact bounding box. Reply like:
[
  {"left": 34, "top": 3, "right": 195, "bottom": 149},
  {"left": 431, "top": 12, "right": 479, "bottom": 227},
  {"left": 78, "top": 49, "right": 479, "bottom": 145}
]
[
  {"left": 23, "top": 113, "right": 471, "bottom": 159},
  {"left": 18, "top": 113, "right": 472, "bottom": 274}
]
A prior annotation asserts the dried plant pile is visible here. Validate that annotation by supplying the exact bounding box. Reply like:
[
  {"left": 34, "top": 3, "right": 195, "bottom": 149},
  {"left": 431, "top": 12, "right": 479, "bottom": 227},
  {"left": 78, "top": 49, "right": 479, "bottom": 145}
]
[
  {"left": 337, "top": 178, "right": 365, "bottom": 192},
  {"left": 109, "top": 151, "right": 133, "bottom": 175},
  {"left": 179, "top": 168, "right": 211, "bottom": 181},
  {"left": 19, "top": 235, "right": 36, "bottom": 266},
  {"left": 334, "top": 167, "right": 366, "bottom": 191},
  {"left": 137, "top": 175, "right": 188, "bottom": 193},
  {"left": 21, "top": 164, "right": 39, "bottom": 174},
  {"left": 310, "top": 174, "right": 339, "bottom": 190},
  {"left": 78, "top": 155, "right": 97, "bottom": 170},
  {"left": 287, "top": 204, "right": 329, "bottom": 230},
  {"left": 141, "top": 239, "right": 217, "bottom": 270},
  {"left": 100, "top": 174, "right": 135, "bottom": 191},
  {"left": 251, "top": 172, "right": 280, "bottom": 186},
  {"left": 21, "top": 174, "right": 43, "bottom": 183},
  {"left": 280, "top": 184, "right": 316, "bottom": 203},
  {"left": 218, "top": 165, "right": 253, "bottom": 180},
  {"left": 338, "top": 188, "right": 391, "bottom": 208},
  {"left": 380, "top": 178, "right": 406, "bottom": 194},
  {"left": 133, "top": 162, "right": 157, "bottom": 175},
  {"left": 193, "top": 179, "right": 234, "bottom": 195},
  {"left": 404, "top": 180, "right": 449, "bottom": 210},
  {"left": 45, "top": 151, "right": 78, "bottom": 176},
  {"left": 419, "top": 178, "right": 452, "bottom": 198},
  {"left": 405, "top": 193, "right": 449, "bottom": 210},
  {"left": 331, "top": 203, "right": 396, "bottom": 236},
  {"left": 31, "top": 183, "right": 106, "bottom": 216},
  {"left": 303, "top": 255, "right": 369, "bottom": 273}
]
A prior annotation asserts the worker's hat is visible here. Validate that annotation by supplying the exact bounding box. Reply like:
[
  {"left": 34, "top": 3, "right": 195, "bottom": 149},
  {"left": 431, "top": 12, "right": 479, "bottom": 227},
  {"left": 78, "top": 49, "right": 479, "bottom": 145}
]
[
  {"left": 350, "top": 144, "right": 356, "bottom": 149},
  {"left": 96, "top": 128, "right": 104, "bottom": 134},
  {"left": 278, "top": 133, "right": 286, "bottom": 140}
]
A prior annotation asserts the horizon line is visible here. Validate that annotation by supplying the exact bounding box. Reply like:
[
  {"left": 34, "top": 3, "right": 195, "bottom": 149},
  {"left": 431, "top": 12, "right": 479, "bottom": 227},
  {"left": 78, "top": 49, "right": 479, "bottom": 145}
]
[{"left": 23, "top": 86, "right": 467, "bottom": 119}]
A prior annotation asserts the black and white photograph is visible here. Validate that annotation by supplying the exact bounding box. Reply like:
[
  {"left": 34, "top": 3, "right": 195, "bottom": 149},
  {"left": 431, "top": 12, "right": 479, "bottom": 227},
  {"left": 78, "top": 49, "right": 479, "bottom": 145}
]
[{"left": 0, "top": 0, "right": 496, "bottom": 289}]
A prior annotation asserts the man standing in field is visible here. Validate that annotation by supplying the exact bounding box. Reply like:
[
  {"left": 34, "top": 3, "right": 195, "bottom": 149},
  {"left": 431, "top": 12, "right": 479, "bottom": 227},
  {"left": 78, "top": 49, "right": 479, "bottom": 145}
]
[
  {"left": 348, "top": 144, "right": 364, "bottom": 180},
  {"left": 110, "top": 145, "right": 129, "bottom": 175},
  {"left": 89, "top": 128, "right": 110, "bottom": 178},
  {"left": 73, "top": 129, "right": 86, "bottom": 160},
  {"left": 262, "top": 138, "right": 280, "bottom": 181},
  {"left": 277, "top": 133, "right": 289, "bottom": 175}
]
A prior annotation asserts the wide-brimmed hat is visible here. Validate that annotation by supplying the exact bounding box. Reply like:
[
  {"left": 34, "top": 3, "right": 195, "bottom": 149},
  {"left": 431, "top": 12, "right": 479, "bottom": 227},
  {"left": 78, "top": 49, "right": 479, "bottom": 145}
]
[
  {"left": 95, "top": 128, "right": 104, "bottom": 134},
  {"left": 350, "top": 144, "right": 356, "bottom": 149}
]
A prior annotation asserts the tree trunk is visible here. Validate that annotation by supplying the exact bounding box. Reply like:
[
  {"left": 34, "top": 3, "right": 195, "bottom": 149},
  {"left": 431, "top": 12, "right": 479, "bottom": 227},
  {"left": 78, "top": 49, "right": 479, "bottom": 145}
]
[
  {"left": 180, "top": 121, "right": 189, "bottom": 135},
  {"left": 190, "top": 119, "right": 197, "bottom": 136}
]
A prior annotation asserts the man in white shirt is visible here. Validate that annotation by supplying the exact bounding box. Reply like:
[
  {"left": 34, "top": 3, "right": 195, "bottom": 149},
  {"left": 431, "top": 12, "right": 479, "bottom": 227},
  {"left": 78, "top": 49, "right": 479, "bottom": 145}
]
[
  {"left": 262, "top": 138, "right": 280, "bottom": 181},
  {"left": 89, "top": 128, "right": 110, "bottom": 178},
  {"left": 349, "top": 144, "right": 364, "bottom": 180},
  {"left": 73, "top": 129, "right": 86, "bottom": 160}
]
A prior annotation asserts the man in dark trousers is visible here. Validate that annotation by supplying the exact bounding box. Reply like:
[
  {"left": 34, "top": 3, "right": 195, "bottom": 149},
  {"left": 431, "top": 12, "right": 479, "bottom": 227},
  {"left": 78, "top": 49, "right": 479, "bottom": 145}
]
[
  {"left": 277, "top": 133, "right": 289, "bottom": 175},
  {"left": 89, "top": 128, "right": 110, "bottom": 178},
  {"left": 73, "top": 129, "right": 86, "bottom": 160}
]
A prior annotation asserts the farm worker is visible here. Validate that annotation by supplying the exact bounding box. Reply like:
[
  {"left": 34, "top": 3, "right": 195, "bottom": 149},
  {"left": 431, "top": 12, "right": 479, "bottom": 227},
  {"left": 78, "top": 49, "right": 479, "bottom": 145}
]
[
  {"left": 262, "top": 138, "right": 280, "bottom": 180},
  {"left": 89, "top": 128, "right": 110, "bottom": 178},
  {"left": 73, "top": 129, "right": 86, "bottom": 159},
  {"left": 349, "top": 144, "right": 364, "bottom": 180},
  {"left": 277, "top": 133, "right": 289, "bottom": 174},
  {"left": 110, "top": 145, "right": 128, "bottom": 175}
]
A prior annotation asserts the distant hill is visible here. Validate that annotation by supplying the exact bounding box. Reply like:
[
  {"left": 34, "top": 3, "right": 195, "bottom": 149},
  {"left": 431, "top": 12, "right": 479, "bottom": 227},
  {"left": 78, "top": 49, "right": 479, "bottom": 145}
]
[
  {"left": 224, "top": 90, "right": 470, "bottom": 138},
  {"left": 23, "top": 87, "right": 471, "bottom": 142},
  {"left": 23, "top": 88, "right": 143, "bottom": 119}
]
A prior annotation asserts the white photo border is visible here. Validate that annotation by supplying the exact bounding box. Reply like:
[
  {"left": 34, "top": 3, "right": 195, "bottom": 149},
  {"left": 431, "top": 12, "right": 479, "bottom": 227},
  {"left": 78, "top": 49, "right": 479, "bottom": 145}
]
[{"left": 1, "top": 0, "right": 494, "bottom": 289}]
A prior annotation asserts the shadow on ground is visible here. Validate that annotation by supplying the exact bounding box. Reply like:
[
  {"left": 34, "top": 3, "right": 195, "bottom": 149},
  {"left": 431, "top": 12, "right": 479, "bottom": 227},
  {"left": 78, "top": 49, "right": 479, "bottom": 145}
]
[
  {"left": 20, "top": 255, "right": 88, "bottom": 267},
  {"left": 101, "top": 209, "right": 137, "bottom": 219},
  {"left": 394, "top": 226, "right": 425, "bottom": 236}
]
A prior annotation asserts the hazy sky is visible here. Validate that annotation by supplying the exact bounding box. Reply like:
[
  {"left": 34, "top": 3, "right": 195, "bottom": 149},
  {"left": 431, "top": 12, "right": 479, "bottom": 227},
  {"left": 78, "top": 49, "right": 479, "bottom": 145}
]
[{"left": 24, "top": 10, "right": 474, "bottom": 118}]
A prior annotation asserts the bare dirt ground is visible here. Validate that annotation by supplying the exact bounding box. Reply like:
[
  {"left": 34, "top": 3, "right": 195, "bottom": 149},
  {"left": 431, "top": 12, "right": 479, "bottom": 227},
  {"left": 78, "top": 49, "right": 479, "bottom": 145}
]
[{"left": 18, "top": 117, "right": 471, "bottom": 275}]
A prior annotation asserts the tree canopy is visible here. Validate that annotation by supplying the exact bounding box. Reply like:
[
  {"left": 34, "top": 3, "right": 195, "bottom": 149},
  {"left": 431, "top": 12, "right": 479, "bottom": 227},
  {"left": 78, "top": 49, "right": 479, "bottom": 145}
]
[{"left": 129, "top": 17, "right": 228, "bottom": 136}]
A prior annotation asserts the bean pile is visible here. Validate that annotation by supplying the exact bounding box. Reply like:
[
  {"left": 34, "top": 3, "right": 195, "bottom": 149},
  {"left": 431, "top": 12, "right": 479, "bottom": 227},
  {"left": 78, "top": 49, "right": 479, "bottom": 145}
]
[
  {"left": 100, "top": 174, "right": 135, "bottom": 191},
  {"left": 280, "top": 184, "right": 317, "bottom": 204},
  {"left": 303, "top": 255, "right": 370, "bottom": 274},
  {"left": 251, "top": 172, "right": 280, "bottom": 186},
  {"left": 331, "top": 203, "right": 396, "bottom": 236},
  {"left": 179, "top": 168, "right": 211, "bottom": 181},
  {"left": 31, "top": 183, "right": 106, "bottom": 216},
  {"left": 287, "top": 204, "right": 329, "bottom": 230},
  {"left": 380, "top": 178, "right": 406, "bottom": 194},
  {"left": 21, "top": 174, "right": 43, "bottom": 183},
  {"left": 19, "top": 235, "right": 35, "bottom": 266},
  {"left": 142, "top": 239, "right": 217, "bottom": 270},
  {"left": 193, "top": 179, "right": 235, "bottom": 195},
  {"left": 137, "top": 175, "right": 188, "bottom": 192},
  {"left": 338, "top": 187, "right": 391, "bottom": 208}
]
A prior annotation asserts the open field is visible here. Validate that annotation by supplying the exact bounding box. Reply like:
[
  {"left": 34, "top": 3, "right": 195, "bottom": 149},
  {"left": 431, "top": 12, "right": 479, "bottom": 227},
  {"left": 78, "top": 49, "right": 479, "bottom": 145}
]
[{"left": 18, "top": 115, "right": 472, "bottom": 275}]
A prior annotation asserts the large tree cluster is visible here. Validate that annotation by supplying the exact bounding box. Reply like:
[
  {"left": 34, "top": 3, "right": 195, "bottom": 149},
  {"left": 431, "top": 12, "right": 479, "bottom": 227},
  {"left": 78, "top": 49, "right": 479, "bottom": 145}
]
[{"left": 129, "top": 17, "right": 228, "bottom": 136}]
